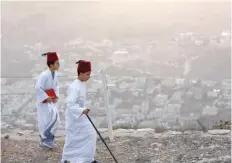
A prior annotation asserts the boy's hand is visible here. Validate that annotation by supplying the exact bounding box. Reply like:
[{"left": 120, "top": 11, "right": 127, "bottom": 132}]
[
  {"left": 83, "top": 109, "right": 90, "bottom": 115},
  {"left": 53, "top": 98, "right": 58, "bottom": 103},
  {"left": 47, "top": 97, "right": 53, "bottom": 103}
]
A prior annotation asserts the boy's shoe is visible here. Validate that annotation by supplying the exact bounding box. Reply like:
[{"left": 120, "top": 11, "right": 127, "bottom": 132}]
[
  {"left": 63, "top": 161, "right": 71, "bottom": 163},
  {"left": 40, "top": 140, "right": 56, "bottom": 149},
  {"left": 91, "top": 160, "right": 100, "bottom": 163},
  {"left": 52, "top": 141, "right": 58, "bottom": 148}
]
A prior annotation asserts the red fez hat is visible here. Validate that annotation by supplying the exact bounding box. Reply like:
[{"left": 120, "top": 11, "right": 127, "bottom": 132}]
[
  {"left": 76, "top": 60, "right": 91, "bottom": 73},
  {"left": 41, "top": 52, "right": 59, "bottom": 62}
]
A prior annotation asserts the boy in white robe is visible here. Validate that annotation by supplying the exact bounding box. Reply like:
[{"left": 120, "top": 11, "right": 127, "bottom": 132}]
[
  {"left": 35, "top": 52, "right": 60, "bottom": 149},
  {"left": 61, "top": 60, "right": 98, "bottom": 163}
]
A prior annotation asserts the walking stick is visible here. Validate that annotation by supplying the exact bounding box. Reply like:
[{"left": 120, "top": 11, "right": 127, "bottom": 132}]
[{"left": 86, "top": 114, "right": 118, "bottom": 163}]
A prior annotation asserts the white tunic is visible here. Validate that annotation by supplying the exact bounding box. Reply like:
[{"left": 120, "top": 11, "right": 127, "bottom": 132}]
[
  {"left": 62, "top": 79, "right": 97, "bottom": 163},
  {"left": 35, "top": 69, "right": 60, "bottom": 139}
]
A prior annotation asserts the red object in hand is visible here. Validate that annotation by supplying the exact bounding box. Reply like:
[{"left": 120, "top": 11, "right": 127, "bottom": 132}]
[{"left": 43, "top": 89, "right": 57, "bottom": 103}]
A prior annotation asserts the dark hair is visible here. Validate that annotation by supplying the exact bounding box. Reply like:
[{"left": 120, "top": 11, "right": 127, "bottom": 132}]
[
  {"left": 47, "top": 61, "right": 55, "bottom": 67},
  {"left": 76, "top": 60, "right": 81, "bottom": 76}
]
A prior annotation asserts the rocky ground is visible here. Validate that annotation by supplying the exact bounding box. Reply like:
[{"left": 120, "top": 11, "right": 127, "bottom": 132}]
[{"left": 1, "top": 129, "right": 231, "bottom": 163}]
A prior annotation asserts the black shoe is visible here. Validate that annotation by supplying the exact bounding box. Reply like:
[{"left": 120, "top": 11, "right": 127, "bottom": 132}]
[{"left": 91, "top": 160, "right": 100, "bottom": 163}]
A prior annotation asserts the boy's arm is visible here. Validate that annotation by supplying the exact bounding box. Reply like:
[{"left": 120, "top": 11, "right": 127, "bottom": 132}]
[
  {"left": 35, "top": 74, "right": 49, "bottom": 103},
  {"left": 54, "top": 77, "right": 59, "bottom": 99},
  {"left": 66, "top": 87, "right": 86, "bottom": 118}
]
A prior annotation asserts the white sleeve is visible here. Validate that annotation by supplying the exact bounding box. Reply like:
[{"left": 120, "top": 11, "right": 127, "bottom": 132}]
[
  {"left": 66, "top": 86, "right": 85, "bottom": 118},
  {"left": 35, "top": 74, "right": 49, "bottom": 103},
  {"left": 54, "top": 78, "right": 59, "bottom": 99}
]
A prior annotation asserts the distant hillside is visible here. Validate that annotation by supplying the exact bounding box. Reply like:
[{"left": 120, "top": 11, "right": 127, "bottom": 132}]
[
  {"left": 189, "top": 48, "right": 231, "bottom": 81},
  {"left": 1, "top": 1, "right": 230, "bottom": 81}
]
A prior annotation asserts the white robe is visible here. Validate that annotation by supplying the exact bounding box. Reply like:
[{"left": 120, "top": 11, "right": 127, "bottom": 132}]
[
  {"left": 62, "top": 79, "right": 97, "bottom": 163},
  {"left": 35, "top": 69, "right": 60, "bottom": 139}
]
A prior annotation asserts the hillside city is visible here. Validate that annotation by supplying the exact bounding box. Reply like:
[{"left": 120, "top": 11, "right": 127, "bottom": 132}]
[{"left": 1, "top": 1, "right": 231, "bottom": 163}]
